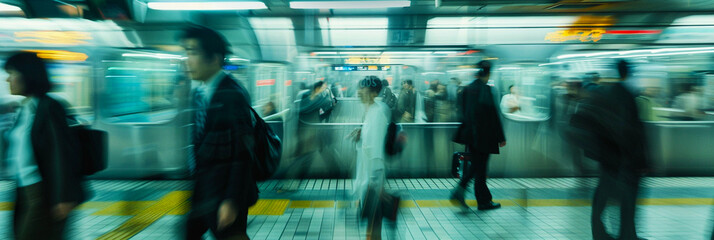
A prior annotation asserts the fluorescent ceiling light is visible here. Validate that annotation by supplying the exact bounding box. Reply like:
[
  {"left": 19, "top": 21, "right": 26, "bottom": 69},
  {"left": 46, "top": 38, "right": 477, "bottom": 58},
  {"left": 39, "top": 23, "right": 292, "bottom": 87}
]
[
  {"left": 122, "top": 53, "right": 183, "bottom": 59},
  {"left": 0, "top": 3, "right": 21, "bottom": 11},
  {"left": 148, "top": 2, "right": 267, "bottom": 11},
  {"left": 610, "top": 50, "right": 714, "bottom": 59},
  {"left": 229, "top": 57, "right": 248, "bottom": 61},
  {"left": 447, "top": 68, "right": 478, "bottom": 72},
  {"left": 383, "top": 51, "right": 430, "bottom": 55},
  {"left": 434, "top": 51, "right": 458, "bottom": 54},
  {"left": 340, "top": 51, "right": 381, "bottom": 55},
  {"left": 290, "top": 1, "right": 410, "bottom": 9},
  {"left": 312, "top": 52, "right": 338, "bottom": 55}
]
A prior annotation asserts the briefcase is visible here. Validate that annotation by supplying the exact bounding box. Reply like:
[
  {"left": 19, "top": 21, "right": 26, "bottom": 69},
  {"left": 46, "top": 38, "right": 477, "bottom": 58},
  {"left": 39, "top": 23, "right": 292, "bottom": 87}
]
[{"left": 451, "top": 152, "right": 472, "bottom": 178}]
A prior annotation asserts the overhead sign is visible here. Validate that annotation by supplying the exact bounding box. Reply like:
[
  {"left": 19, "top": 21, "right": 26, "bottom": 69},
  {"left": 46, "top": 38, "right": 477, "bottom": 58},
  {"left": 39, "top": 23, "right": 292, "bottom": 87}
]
[
  {"left": 333, "top": 65, "right": 392, "bottom": 71},
  {"left": 345, "top": 56, "right": 390, "bottom": 64}
]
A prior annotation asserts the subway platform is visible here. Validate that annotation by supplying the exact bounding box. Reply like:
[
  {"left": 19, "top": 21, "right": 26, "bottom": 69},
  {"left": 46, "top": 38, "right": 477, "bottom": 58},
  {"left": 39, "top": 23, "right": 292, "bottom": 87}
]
[{"left": 0, "top": 177, "right": 712, "bottom": 240}]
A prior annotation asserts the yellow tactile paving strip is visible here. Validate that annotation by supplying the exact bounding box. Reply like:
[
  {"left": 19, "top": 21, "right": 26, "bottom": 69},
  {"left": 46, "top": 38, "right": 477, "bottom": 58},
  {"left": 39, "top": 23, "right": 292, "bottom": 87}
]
[
  {"left": 96, "top": 191, "right": 192, "bottom": 240},
  {"left": 0, "top": 193, "right": 711, "bottom": 240},
  {"left": 92, "top": 201, "right": 155, "bottom": 216},
  {"left": 0, "top": 202, "right": 13, "bottom": 211},
  {"left": 248, "top": 199, "right": 290, "bottom": 215}
]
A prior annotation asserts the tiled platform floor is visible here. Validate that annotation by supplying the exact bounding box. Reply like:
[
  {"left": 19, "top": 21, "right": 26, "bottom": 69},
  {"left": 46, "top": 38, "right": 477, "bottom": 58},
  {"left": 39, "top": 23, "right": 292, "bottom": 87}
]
[{"left": 0, "top": 178, "right": 712, "bottom": 240}]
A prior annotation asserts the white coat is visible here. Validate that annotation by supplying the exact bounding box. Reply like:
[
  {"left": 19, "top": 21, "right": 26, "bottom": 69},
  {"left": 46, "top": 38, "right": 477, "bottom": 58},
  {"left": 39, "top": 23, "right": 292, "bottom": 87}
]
[{"left": 353, "top": 99, "right": 391, "bottom": 200}]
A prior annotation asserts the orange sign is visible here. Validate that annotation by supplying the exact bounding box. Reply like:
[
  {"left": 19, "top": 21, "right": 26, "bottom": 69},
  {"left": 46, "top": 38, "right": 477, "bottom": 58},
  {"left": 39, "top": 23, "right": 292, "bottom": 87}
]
[
  {"left": 256, "top": 79, "right": 276, "bottom": 86},
  {"left": 545, "top": 28, "right": 607, "bottom": 42},
  {"left": 24, "top": 50, "right": 88, "bottom": 61}
]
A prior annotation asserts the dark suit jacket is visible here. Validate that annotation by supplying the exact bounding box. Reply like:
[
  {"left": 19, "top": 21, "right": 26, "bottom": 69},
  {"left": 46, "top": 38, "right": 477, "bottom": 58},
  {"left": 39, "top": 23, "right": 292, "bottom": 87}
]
[
  {"left": 568, "top": 82, "right": 648, "bottom": 171},
  {"left": 397, "top": 89, "right": 416, "bottom": 121},
  {"left": 31, "top": 95, "right": 86, "bottom": 205},
  {"left": 459, "top": 79, "right": 506, "bottom": 154},
  {"left": 192, "top": 74, "right": 258, "bottom": 215}
]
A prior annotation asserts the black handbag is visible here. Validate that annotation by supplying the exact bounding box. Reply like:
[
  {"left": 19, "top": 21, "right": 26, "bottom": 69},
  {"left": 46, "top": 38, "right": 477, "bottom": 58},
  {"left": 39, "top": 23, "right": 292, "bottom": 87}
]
[{"left": 71, "top": 125, "right": 108, "bottom": 176}]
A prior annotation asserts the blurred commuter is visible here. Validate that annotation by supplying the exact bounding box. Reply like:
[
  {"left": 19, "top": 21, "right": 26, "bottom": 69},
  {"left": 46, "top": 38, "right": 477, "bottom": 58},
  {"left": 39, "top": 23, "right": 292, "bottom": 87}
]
[
  {"left": 424, "top": 80, "right": 439, "bottom": 122},
  {"left": 500, "top": 85, "right": 522, "bottom": 114},
  {"left": 636, "top": 80, "right": 663, "bottom": 121},
  {"left": 331, "top": 82, "right": 344, "bottom": 98},
  {"left": 262, "top": 101, "right": 280, "bottom": 120},
  {"left": 4, "top": 52, "right": 86, "bottom": 240},
  {"left": 447, "top": 77, "right": 461, "bottom": 102},
  {"left": 181, "top": 26, "right": 257, "bottom": 240},
  {"left": 379, "top": 79, "right": 398, "bottom": 114},
  {"left": 451, "top": 60, "right": 506, "bottom": 211},
  {"left": 434, "top": 83, "right": 453, "bottom": 122},
  {"left": 350, "top": 76, "right": 399, "bottom": 240},
  {"left": 673, "top": 83, "right": 705, "bottom": 120},
  {"left": 276, "top": 81, "right": 340, "bottom": 190},
  {"left": 558, "top": 80, "right": 589, "bottom": 176},
  {"left": 397, "top": 80, "right": 416, "bottom": 123},
  {"left": 568, "top": 60, "right": 649, "bottom": 240},
  {"left": 301, "top": 81, "right": 336, "bottom": 123}
]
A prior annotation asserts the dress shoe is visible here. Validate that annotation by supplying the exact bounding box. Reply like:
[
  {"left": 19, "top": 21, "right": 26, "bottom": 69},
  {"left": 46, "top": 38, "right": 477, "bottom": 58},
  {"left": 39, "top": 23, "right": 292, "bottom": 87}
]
[
  {"left": 450, "top": 187, "right": 469, "bottom": 210},
  {"left": 477, "top": 201, "right": 501, "bottom": 210}
]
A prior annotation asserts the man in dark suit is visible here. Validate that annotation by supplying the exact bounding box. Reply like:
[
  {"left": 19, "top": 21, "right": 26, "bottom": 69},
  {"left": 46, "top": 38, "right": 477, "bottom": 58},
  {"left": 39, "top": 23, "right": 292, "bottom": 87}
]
[
  {"left": 451, "top": 60, "right": 506, "bottom": 211},
  {"left": 397, "top": 80, "right": 416, "bottom": 123},
  {"left": 181, "top": 26, "right": 258, "bottom": 240},
  {"left": 568, "top": 60, "right": 648, "bottom": 240}
]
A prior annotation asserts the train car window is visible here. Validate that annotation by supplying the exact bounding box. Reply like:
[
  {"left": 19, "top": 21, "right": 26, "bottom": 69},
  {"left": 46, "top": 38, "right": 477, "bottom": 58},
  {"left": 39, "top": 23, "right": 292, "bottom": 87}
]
[
  {"left": 101, "top": 59, "right": 182, "bottom": 123},
  {"left": 492, "top": 65, "right": 551, "bottom": 121},
  {"left": 631, "top": 56, "right": 714, "bottom": 121},
  {"left": 546, "top": 51, "right": 714, "bottom": 122},
  {"left": 250, "top": 63, "right": 287, "bottom": 118}
]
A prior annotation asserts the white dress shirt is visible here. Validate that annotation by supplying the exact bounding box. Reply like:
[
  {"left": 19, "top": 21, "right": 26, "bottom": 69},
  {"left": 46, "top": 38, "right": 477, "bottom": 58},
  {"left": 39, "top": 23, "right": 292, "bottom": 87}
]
[{"left": 7, "top": 98, "right": 42, "bottom": 187}]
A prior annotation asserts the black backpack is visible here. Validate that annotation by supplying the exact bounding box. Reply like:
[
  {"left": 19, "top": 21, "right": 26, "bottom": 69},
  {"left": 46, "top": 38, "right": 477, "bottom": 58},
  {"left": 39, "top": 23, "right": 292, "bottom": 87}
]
[
  {"left": 249, "top": 108, "right": 282, "bottom": 181},
  {"left": 385, "top": 122, "right": 407, "bottom": 156}
]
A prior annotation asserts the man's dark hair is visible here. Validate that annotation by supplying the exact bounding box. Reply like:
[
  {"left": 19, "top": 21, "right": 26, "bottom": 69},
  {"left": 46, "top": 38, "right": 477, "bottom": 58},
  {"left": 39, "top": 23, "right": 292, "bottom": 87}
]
[
  {"left": 403, "top": 80, "right": 413, "bottom": 86},
  {"left": 477, "top": 60, "right": 492, "bottom": 78},
  {"left": 313, "top": 81, "right": 326, "bottom": 91},
  {"left": 180, "top": 25, "right": 232, "bottom": 64},
  {"left": 4, "top": 52, "right": 52, "bottom": 95},
  {"left": 359, "top": 76, "right": 382, "bottom": 94},
  {"left": 508, "top": 85, "right": 514, "bottom": 92},
  {"left": 617, "top": 60, "right": 630, "bottom": 79}
]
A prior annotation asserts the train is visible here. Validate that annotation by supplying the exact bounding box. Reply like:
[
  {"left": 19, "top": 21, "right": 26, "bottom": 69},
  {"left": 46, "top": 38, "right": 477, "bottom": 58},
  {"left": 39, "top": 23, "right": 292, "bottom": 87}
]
[{"left": 0, "top": 16, "right": 712, "bottom": 179}]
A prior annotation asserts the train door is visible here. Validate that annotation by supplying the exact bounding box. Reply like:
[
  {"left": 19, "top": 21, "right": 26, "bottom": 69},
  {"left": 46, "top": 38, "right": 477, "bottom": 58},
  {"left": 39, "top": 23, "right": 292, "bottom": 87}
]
[{"left": 93, "top": 50, "right": 189, "bottom": 178}]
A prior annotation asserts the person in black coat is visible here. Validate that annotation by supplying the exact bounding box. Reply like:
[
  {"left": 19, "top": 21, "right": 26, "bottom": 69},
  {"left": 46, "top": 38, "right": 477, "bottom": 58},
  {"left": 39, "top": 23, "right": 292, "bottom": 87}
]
[
  {"left": 451, "top": 60, "right": 506, "bottom": 211},
  {"left": 181, "top": 26, "right": 258, "bottom": 240},
  {"left": 4, "top": 52, "right": 86, "bottom": 240},
  {"left": 568, "top": 60, "right": 648, "bottom": 240}
]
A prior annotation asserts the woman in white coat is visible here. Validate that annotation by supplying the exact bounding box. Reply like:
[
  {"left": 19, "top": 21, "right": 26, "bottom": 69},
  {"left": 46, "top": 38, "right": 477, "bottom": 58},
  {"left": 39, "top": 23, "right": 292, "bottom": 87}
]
[{"left": 350, "top": 76, "right": 397, "bottom": 240}]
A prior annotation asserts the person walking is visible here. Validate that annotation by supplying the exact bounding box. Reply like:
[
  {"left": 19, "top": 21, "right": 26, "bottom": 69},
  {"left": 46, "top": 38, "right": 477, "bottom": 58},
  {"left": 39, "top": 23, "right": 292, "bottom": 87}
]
[{"left": 451, "top": 60, "right": 506, "bottom": 211}]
